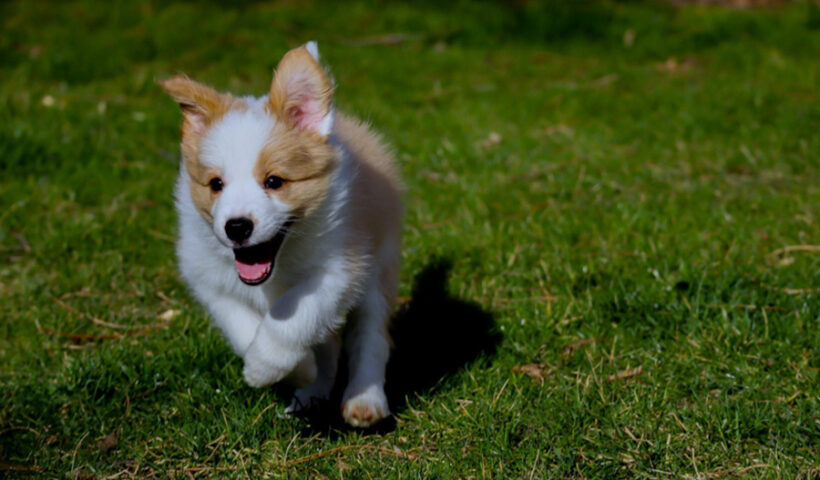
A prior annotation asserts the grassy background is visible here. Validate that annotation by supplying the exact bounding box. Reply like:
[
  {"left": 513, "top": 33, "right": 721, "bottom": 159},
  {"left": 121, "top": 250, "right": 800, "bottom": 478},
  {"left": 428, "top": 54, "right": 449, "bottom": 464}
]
[{"left": 1, "top": 0, "right": 819, "bottom": 478}]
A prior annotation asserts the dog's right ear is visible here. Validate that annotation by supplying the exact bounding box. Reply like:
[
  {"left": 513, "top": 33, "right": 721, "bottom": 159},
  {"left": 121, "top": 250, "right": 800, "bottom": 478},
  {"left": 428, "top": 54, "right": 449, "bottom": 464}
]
[{"left": 158, "top": 76, "right": 230, "bottom": 139}]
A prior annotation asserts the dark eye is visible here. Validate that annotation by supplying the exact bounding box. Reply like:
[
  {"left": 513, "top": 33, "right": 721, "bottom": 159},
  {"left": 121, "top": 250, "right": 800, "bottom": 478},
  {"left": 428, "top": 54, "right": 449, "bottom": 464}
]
[
  {"left": 209, "top": 177, "right": 223, "bottom": 193},
  {"left": 264, "top": 175, "right": 285, "bottom": 190}
]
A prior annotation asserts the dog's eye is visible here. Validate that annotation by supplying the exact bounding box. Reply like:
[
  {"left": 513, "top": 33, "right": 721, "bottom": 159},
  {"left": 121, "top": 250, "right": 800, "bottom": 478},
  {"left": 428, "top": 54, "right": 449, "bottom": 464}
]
[
  {"left": 209, "top": 177, "right": 224, "bottom": 193},
  {"left": 264, "top": 175, "right": 285, "bottom": 190}
]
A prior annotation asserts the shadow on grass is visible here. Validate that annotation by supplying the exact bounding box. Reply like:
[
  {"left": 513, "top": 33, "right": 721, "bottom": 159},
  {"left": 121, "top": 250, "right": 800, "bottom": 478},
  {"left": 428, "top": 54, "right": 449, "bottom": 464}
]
[{"left": 295, "top": 258, "right": 500, "bottom": 437}]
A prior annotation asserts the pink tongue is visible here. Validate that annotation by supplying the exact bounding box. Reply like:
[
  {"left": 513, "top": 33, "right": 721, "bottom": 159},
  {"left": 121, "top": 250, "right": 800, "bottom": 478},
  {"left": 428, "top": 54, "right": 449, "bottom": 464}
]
[{"left": 235, "top": 259, "right": 271, "bottom": 281}]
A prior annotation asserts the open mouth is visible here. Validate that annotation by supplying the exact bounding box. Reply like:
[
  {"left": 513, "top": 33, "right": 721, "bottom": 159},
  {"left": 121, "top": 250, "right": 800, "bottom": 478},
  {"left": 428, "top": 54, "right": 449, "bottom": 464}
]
[{"left": 232, "top": 222, "right": 292, "bottom": 286}]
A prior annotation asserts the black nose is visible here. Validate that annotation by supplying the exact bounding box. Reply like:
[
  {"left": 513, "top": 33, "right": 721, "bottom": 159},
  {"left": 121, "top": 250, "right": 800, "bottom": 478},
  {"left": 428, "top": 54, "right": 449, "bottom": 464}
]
[{"left": 225, "top": 217, "right": 254, "bottom": 243}]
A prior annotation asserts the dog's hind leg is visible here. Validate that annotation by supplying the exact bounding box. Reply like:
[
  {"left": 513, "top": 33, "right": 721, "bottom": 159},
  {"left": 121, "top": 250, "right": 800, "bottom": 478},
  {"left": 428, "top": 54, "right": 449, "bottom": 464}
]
[
  {"left": 341, "top": 284, "right": 393, "bottom": 427},
  {"left": 287, "top": 330, "right": 341, "bottom": 414}
]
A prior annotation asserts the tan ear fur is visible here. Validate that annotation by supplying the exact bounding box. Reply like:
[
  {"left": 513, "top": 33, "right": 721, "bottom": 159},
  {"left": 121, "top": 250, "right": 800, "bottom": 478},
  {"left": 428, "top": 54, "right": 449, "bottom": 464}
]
[
  {"left": 158, "top": 76, "right": 233, "bottom": 139},
  {"left": 267, "top": 45, "right": 334, "bottom": 139},
  {"left": 159, "top": 76, "right": 242, "bottom": 223}
]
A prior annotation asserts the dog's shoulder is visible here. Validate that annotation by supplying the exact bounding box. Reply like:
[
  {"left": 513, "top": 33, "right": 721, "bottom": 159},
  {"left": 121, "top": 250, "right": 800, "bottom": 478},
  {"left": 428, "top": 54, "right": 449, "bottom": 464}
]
[
  {"left": 332, "top": 112, "right": 402, "bottom": 193},
  {"left": 330, "top": 112, "right": 403, "bottom": 261}
]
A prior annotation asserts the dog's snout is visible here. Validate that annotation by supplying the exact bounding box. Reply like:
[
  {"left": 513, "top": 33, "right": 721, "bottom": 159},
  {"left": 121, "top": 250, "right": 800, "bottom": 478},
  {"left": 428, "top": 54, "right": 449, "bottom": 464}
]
[{"left": 225, "top": 217, "right": 254, "bottom": 243}]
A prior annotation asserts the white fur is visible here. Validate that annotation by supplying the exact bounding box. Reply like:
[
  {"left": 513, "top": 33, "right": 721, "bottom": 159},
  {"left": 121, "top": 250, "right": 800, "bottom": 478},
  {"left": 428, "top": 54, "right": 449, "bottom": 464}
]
[
  {"left": 316, "top": 109, "right": 334, "bottom": 139},
  {"left": 298, "top": 41, "right": 333, "bottom": 138},
  {"left": 305, "top": 41, "right": 320, "bottom": 61},
  {"left": 175, "top": 47, "right": 394, "bottom": 427}
]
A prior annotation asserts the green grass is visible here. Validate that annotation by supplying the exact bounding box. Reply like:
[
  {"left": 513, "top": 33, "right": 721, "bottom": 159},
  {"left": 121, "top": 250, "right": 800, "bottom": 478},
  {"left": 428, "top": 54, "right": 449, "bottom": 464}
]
[{"left": 1, "top": 0, "right": 819, "bottom": 478}]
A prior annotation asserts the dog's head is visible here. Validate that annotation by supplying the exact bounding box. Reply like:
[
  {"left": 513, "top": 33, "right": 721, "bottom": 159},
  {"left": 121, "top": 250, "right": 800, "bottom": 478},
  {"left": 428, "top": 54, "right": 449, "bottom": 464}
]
[{"left": 160, "top": 42, "right": 337, "bottom": 285}]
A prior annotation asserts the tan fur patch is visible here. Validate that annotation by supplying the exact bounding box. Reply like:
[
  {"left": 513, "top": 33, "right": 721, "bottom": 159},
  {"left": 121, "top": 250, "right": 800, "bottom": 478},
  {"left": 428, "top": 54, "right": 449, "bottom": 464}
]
[
  {"left": 266, "top": 45, "right": 334, "bottom": 141},
  {"left": 253, "top": 123, "right": 337, "bottom": 219},
  {"left": 185, "top": 163, "right": 222, "bottom": 223},
  {"left": 334, "top": 113, "right": 403, "bottom": 312},
  {"left": 159, "top": 76, "right": 248, "bottom": 222}
]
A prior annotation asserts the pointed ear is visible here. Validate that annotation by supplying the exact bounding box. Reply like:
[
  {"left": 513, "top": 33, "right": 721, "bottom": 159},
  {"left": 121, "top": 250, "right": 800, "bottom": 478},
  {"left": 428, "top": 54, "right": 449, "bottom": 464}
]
[
  {"left": 268, "top": 42, "right": 334, "bottom": 139},
  {"left": 158, "top": 76, "right": 231, "bottom": 138}
]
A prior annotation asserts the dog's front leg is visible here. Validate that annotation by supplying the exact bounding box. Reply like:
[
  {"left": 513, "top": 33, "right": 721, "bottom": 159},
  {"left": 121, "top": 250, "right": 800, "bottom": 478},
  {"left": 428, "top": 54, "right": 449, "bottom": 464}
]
[
  {"left": 242, "top": 272, "right": 343, "bottom": 388},
  {"left": 204, "top": 294, "right": 264, "bottom": 357}
]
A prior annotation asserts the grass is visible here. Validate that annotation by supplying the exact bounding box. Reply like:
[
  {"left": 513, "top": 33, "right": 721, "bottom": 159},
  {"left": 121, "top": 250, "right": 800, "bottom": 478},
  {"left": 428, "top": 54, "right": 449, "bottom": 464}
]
[{"left": 1, "top": 0, "right": 819, "bottom": 478}]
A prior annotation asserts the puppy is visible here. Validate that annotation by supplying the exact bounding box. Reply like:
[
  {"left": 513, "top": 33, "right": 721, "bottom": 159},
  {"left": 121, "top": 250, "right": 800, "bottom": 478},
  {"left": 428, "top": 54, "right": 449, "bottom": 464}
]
[{"left": 160, "top": 42, "right": 402, "bottom": 427}]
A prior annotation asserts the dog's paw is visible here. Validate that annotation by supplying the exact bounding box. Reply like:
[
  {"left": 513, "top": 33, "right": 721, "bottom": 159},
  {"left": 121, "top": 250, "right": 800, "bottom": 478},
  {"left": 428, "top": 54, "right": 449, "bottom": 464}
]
[
  {"left": 342, "top": 385, "right": 390, "bottom": 427},
  {"left": 243, "top": 348, "right": 315, "bottom": 389},
  {"left": 286, "top": 387, "right": 329, "bottom": 415},
  {"left": 286, "top": 376, "right": 332, "bottom": 416},
  {"left": 284, "top": 396, "right": 312, "bottom": 415},
  {"left": 242, "top": 359, "right": 283, "bottom": 388}
]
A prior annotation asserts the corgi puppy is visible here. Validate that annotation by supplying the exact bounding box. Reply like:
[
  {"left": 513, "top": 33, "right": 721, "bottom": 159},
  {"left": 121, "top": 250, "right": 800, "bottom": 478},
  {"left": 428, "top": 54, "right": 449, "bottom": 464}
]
[{"left": 160, "top": 42, "right": 402, "bottom": 427}]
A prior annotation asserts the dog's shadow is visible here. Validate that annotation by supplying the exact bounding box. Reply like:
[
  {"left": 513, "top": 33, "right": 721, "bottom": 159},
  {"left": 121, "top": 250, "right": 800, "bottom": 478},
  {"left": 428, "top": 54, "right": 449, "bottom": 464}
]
[{"left": 295, "top": 258, "right": 500, "bottom": 437}]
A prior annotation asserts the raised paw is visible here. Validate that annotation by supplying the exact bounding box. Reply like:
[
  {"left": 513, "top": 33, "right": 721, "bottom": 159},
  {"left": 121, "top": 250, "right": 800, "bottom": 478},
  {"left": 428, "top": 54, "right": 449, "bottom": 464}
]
[
  {"left": 243, "top": 343, "right": 315, "bottom": 389},
  {"left": 242, "top": 358, "right": 283, "bottom": 388},
  {"left": 341, "top": 385, "right": 390, "bottom": 427}
]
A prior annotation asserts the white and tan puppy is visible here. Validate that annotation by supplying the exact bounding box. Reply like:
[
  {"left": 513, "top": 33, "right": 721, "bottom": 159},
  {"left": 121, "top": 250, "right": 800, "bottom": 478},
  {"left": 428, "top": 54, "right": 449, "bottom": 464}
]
[{"left": 160, "top": 42, "right": 402, "bottom": 427}]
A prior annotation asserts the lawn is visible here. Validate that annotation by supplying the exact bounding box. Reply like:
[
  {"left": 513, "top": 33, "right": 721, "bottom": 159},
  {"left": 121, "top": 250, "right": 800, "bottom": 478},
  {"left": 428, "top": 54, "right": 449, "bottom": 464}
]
[{"left": 1, "top": 0, "right": 819, "bottom": 478}]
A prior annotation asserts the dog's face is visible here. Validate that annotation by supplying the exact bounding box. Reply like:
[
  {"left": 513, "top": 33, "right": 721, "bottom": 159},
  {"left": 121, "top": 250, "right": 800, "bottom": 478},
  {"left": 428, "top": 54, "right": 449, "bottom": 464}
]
[{"left": 161, "top": 43, "right": 337, "bottom": 285}]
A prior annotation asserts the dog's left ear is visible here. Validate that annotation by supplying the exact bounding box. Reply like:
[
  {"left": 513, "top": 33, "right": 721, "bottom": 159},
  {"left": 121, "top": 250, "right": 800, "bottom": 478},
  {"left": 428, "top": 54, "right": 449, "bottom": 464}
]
[{"left": 268, "top": 41, "right": 334, "bottom": 140}]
